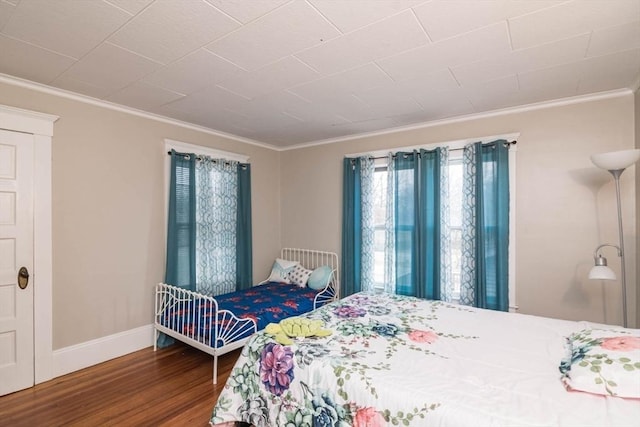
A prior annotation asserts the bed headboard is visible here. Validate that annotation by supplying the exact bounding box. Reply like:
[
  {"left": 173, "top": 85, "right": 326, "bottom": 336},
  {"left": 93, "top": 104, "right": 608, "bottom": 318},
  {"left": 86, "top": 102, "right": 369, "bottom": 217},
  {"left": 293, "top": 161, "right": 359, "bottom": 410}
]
[{"left": 280, "top": 248, "right": 339, "bottom": 298}]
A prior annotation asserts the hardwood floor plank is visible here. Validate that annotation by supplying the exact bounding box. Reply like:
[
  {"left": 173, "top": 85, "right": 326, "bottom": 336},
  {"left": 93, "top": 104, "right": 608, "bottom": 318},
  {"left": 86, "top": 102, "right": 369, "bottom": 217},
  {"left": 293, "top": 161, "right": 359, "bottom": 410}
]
[{"left": 0, "top": 343, "right": 240, "bottom": 427}]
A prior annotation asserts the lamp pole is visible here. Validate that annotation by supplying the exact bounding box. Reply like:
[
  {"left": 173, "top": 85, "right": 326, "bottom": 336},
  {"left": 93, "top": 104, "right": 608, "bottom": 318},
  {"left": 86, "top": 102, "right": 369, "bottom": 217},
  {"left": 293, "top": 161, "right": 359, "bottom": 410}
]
[
  {"left": 590, "top": 148, "right": 639, "bottom": 328},
  {"left": 609, "top": 169, "right": 627, "bottom": 328}
]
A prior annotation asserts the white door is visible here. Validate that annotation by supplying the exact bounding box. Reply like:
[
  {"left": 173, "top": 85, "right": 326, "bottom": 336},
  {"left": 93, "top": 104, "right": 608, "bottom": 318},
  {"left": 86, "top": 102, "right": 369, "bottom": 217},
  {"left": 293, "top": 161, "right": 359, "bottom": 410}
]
[{"left": 0, "top": 129, "right": 34, "bottom": 395}]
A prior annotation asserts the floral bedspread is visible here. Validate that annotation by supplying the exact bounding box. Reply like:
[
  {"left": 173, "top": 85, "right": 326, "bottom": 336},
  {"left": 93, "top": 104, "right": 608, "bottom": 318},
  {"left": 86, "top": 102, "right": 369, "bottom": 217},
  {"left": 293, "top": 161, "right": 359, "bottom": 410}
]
[{"left": 210, "top": 292, "right": 640, "bottom": 427}]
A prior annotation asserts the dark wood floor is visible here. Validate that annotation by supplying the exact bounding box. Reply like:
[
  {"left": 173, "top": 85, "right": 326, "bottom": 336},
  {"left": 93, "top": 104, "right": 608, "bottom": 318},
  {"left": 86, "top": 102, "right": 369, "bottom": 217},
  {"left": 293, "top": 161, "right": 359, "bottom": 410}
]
[{"left": 0, "top": 343, "right": 241, "bottom": 427}]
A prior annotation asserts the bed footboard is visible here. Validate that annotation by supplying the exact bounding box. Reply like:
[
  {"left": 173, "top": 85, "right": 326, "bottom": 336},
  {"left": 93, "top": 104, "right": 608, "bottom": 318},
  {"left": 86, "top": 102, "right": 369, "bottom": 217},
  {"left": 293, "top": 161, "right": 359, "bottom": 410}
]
[
  {"left": 313, "top": 269, "right": 338, "bottom": 309},
  {"left": 154, "top": 283, "right": 257, "bottom": 384}
]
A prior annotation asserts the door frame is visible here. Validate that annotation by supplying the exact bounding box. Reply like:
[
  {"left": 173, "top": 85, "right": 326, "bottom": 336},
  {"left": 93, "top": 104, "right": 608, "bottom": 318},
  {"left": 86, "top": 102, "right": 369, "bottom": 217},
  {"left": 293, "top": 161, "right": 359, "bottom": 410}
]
[{"left": 0, "top": 104, "right": 57, "bottom": 384}]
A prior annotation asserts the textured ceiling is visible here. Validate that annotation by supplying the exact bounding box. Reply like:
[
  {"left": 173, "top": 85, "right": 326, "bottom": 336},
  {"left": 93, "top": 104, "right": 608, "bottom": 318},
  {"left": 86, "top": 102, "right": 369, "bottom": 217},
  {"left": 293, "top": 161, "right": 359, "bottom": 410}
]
[{"left": 0, "top": 0, "right": 639, "bottom": 147}]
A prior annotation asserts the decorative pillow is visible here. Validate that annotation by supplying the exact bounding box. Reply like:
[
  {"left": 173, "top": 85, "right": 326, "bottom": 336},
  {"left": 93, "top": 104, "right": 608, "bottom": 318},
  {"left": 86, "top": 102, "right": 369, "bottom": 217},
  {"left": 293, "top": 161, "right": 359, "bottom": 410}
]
[
  {"left": 307, "top": 265, "right": 333, "bottom": 291},
  {"left": 266, "top": 258, "right": 299, "bottom": 284},
  {"left": 289, "top": 264, "right": 313, "bottom": 287},
  {"left": 559, "top": 328, "right": 640, "bottom": 398}
]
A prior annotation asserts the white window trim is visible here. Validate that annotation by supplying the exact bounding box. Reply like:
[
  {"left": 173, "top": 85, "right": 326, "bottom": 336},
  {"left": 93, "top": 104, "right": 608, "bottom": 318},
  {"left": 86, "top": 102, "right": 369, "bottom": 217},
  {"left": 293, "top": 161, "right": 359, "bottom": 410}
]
[{"left": 348, "top": 133, "right": 519, "bottom": 312}]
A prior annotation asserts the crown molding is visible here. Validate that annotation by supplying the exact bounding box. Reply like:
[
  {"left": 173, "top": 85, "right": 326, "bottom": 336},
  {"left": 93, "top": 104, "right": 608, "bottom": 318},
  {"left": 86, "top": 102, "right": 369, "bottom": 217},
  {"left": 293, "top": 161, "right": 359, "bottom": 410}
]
[
  {"left": 0, "top": 73, "right": 633, "bottom": 153},
  {"left": 0, "top": 73, "right": 277, "bottom": 151},
  {"left": 278, "top": 88, "right": 633, "bottom": 151}
]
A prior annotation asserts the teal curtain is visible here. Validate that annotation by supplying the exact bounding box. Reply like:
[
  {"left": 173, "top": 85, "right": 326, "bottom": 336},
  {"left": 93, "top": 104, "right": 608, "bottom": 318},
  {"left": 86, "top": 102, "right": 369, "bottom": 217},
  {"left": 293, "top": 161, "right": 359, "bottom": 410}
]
[
  {"left": 392, "top": 151, "right": 418, "bottom": 296},
  {"left": 341, "top": 158, "right": 363, "bottom": 297},
  {"left": 460, "top": 140, "right": 510, "bottom": 311},
  {"left": 160, "top": 150, "right": 196, "bottom": 347},
  {"left": 165, "top": 150, "right": 197, "bottom": 291},
  {"left": 392, "top": 149, "right": 448, "bottom": 298},
  {"left": 341, "top": 157, "right": 375, "bottom": 296},
  {"left": 236, "top": 163, "right": 252, "bottom": 290}
]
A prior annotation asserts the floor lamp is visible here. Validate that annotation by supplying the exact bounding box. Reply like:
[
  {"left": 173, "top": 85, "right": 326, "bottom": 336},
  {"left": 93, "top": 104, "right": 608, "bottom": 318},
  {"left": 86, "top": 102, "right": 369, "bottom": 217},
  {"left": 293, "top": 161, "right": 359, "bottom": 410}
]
[{"left": 588, "top": 148, "right": 640, "bottom": 328}]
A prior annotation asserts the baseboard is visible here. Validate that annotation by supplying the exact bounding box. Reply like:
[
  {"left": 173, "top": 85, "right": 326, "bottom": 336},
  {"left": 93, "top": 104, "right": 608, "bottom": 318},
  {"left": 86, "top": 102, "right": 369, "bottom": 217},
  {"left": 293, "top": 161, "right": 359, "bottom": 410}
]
[{"left": 51, "top": 324, "right": 154, "bottom": 378}]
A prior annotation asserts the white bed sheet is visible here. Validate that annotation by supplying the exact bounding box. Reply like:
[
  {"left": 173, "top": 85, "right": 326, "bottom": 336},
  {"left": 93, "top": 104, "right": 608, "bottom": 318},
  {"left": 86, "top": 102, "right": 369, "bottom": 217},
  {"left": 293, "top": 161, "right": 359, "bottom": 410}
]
[{"left": 211, "top": 292, "right": 640, "bottom": 426}]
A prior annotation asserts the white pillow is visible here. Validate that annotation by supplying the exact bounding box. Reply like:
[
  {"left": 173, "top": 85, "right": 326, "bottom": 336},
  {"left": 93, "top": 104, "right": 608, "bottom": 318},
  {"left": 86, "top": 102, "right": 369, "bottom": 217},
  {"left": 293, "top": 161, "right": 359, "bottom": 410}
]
[
  {"left": 266, "top": 258, "right": 299, "bottom": 284},
  {"left": 289, "top": 264, "right": 313, "bottom": 287}
]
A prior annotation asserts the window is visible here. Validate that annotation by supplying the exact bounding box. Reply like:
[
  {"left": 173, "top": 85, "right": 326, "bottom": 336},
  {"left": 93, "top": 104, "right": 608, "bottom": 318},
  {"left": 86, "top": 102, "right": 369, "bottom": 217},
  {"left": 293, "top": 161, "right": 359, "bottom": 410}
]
[{"left": 365, "top": 140, "right": 516, "bottom": 309}]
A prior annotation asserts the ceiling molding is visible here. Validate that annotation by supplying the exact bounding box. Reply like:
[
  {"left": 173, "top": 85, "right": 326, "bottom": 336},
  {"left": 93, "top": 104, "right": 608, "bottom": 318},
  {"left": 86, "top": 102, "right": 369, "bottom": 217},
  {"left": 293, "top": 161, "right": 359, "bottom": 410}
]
[
  {"left": 278, "top": 88, "right": 633, "bottom": 151},
  {"left": 0, "top": 73, "right": 633, "bottom": 153},
  {"left": 0, "top": 73, "right": 277, "bottom": 151}
]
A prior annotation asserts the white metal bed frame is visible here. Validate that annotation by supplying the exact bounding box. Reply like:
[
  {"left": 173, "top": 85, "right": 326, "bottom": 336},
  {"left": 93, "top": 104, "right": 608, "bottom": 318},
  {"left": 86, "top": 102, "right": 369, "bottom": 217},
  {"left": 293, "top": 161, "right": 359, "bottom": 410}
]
[{"left": 154, "top": 248, "right": 339, "bottom": 384}]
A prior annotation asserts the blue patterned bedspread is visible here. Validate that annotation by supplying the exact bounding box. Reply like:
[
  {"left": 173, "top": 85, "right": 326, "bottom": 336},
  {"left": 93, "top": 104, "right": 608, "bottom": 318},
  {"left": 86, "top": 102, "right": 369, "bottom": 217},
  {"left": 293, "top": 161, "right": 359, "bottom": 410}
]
[
  {"left": 161, "top": 282, "right": 321, "bottom": 347},
  {"left": 215, "top": 282, "right": 320, "bottom": 329}
]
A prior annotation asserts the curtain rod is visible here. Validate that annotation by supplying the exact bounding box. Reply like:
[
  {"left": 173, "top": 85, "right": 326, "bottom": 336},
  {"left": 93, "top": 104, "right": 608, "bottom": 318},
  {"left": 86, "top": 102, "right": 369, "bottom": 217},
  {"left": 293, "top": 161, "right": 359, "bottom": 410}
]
[
  {"left": 167, "top": 150, "right": 246, "bottom": 163},
  {"left": 368, "top": 140, "right": 517, "bottom": 160},
  {"left": 167, "top": 150, "right": 203, "bottom": 161},
  {"left": 167, "top": 151, "right": 249, "bottom": 168}
]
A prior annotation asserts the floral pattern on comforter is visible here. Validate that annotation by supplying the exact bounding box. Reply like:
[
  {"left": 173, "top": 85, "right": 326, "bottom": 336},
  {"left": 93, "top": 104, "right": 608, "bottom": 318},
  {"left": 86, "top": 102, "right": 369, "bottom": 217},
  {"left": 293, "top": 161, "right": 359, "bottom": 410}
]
[{"left": 210, "top": 292, "right": 477, "bottom": 426}]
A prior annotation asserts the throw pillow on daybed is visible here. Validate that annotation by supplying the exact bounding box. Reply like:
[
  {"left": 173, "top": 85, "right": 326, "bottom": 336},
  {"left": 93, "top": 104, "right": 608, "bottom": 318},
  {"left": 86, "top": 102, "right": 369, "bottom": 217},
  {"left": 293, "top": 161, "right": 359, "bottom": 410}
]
[
  {"left": 289, "top": 264, "right": 313, "bottom": 287},
  {"left": 266, "top": 258, "right": 299, "bottom": 284},
  {"left": 307, "top": 265, "right": 333, "bottom": 290},
  {"left": 559, "top": 328, "right": 640, "bottom": 398}
]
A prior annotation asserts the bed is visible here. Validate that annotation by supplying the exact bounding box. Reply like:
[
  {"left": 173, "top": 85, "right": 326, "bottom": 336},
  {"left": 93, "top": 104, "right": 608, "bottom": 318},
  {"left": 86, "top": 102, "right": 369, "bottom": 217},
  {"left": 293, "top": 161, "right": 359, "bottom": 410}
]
[
  {"left": 154, "top": 248, "right": 339, "bottom": 384},
  {"left": 210, "top": 291, "right": 640, "bottom": 426}
]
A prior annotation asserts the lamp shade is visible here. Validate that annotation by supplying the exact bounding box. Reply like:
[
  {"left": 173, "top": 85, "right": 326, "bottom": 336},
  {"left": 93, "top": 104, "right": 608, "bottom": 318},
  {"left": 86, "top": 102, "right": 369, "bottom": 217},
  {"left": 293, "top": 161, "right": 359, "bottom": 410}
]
[
  {"left": 591, "top": 149, "right": 640, "bottom": 171},
  {"left": 588, "top": 265, "right": 617, "bottom": 280}
]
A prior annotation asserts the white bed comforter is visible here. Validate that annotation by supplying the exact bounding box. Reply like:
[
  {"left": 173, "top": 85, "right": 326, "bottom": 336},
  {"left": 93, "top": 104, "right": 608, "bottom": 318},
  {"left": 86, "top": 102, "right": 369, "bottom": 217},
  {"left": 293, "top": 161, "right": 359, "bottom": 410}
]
[{"left": 211, "top": 292, "right": 640, "bottom": 427}]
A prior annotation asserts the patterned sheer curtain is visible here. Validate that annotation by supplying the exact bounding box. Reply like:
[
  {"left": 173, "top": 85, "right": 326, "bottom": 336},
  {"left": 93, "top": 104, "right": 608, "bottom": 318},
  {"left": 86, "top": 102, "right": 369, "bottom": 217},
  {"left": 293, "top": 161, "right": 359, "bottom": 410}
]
[
  {"left": 439, "top": 150, "right": 453, "bottom": 303},
  {"left": 460, "top": 140, "right": 510, "bottom": 311},
  {"left": 383, "top": 153, "right": 396, "bottom": 295},
  {"left": 360, "top": 157, "right": 376, "bottom": 292},
  {"left": 195, "top": 158, "right": 239, "bottom": 296}
]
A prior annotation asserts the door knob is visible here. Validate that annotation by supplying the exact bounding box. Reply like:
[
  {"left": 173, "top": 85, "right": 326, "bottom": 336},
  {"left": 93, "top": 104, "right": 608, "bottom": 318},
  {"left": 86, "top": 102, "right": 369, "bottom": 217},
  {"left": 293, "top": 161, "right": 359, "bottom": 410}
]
[{"left": 18, "top": 267, "right": 29, "bottom": 289}]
